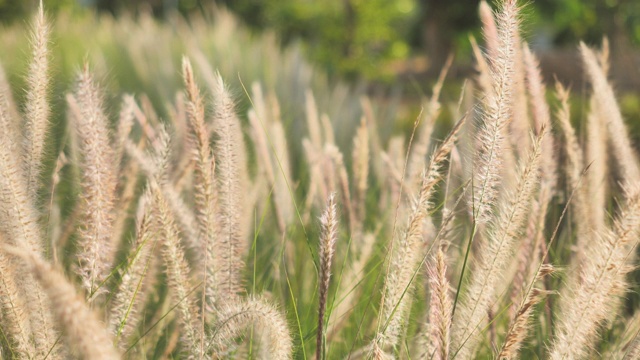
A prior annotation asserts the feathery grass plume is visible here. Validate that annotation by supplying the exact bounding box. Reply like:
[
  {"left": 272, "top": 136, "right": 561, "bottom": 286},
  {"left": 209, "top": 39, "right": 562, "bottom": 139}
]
[
  {"left": 321, "top": 114, "right": 335, "bottom": 146},
  {"left": 497, "top": 264, "right": 554, "bottom": 359},
  {"left": 407, "top": 56, "right": 451, "bottom": 197},
  {"left": 586, "top": 99, "right": 608, "bottom": 235},
  {"left": 551, "top": 187, "right": 640, "bottom": 359},
  {"left": 212, "top": 72, "right": 247, "bottom": 299},
  {"left": 303, "top": 138, "right": 331, "bottom": 219},
  {"left": 109, "top": 190, "right": 156, "bottom": 347},
  {"left": 270, "top": 113, "right": 294, "bottom": 228},
  {"left": 469, "top": 35, "right": 493, "bottom": 96},
  {"left": 522, "top": 44, "right": 554, "bottom": 164},
  {"left": 115, "top": 94, "right": 136, "bottom": 167},
  {"left": 248, "top": 108, "right": 275, "bottom": 191},
  {"left": 453, "top": 128, "right": 544, "bottom": 358},
  {"left": 150, "top": 128, "right": 201, "bottom": 354},
  {"left": 509, "top": 37, "right": 530, "bottom": 161},
  {"left": 479, "top": 1, "right": 499, "bottom": 60},
  {"left": 125, "top": 139, "right": 201, "bottom": 255},
  {"left": 250, "top": 81, "right": 268, "bottom": 121},
  {"left": 72, "top": 66, "right": 118, "bottom": 300},
  {"left": 302, "top": 91, "right": 332, "bottom": 217},
  {"left": 554, "top": 81, "right": 592, "bottom": 275},
  {"left": 580, "top": 43, "right": 640, "bottom": 186},
  {"left": 367, "top": 342, "right": 394, "bottom": 360},
  {"left": 48, "top": 149, "right": 66, "bottom": 269},
  {"left": 247, "top": 84, "right": 293, "bottom": 233},
  {"left": 324, "top": 144, "right": 355, "bottom": 234},
  {"left": 316, "top": 193, "right": 338, "bottom": 360},
  {"left": 554, "top": 82, "right": 583, "bottom": 203},
  {"left": 169, "top": 91, "right": 188, "bottom": 156},
  {"left": 599, "top": 36, "right": 610, "bottom": 77},
  {"left": 360, "top": 96, "right": 385, "bottom": 187},
  {"left": 208, "top": 297, "right": 292, "bottom": 359},
  {"left": 352, "top": 116, "right": 369, "bottom": 230},
  {"left": 382, "top": 136, "right": 406, "bottom": 216},
  {"left": 605, "top": 309, "right": 640, "bottom": 358},
  {"left": 0, "top": 63, "right": 21, "bottom": 129},
  {"left": 376, "top": 117, "right": 465, "bottom": 350},
  {"left": 425, "top": 246, "right": 453, "bottom": 360},
  {"left": 323, "top": 136, "right": 371, "bottom": 336},
  {"left": 0, "top": 94, "right": 56, "bottom": 357},
  {"left": 5, "top": 248, "right": 120, "bottom": 360},
  {"left": 23, "top": 1, "right": 50, "bottom": 195},
  {"left": 182, "top": 58, "right": 219, "bottom": 319},
  {"left": 0, "top": 248, "right": 34, "bottom": 359},
  {"left": 624, "top": 337, "right": 640, "bottom": 360},
  {"left": 508, "top": 195, "right": 545, "bottom": 317},
  {"left": 110, "top": 153, "right": 141, "bottom": 260},
  {"left": 327, "top": 232, "right": 376, "bottom": 339},
  {"left": 306, "top": 89, "right": 323, "bottom": 150},
  {"left": 512, "top": 49, "right": 556, "bottom": 316},
  {"left": 470, "top": 0, "right": 520, "bottom": 225},
  {"left": 321, "top": 144, "right": 339, "bottom": 196},
  {"left": 0, "top": 100, "right": 43, "bottom": 257}
]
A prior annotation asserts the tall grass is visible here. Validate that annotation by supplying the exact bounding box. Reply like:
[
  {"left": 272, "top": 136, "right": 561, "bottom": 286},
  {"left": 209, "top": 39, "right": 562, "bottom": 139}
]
[{"left": 0, "top": 1, "right": 639, "bottom": 359}]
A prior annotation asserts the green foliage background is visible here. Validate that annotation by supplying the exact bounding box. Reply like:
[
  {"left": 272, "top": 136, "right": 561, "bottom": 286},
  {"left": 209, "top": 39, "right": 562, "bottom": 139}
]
[{"left": 3, "top": 0, "right": 640, "bottom": 81}]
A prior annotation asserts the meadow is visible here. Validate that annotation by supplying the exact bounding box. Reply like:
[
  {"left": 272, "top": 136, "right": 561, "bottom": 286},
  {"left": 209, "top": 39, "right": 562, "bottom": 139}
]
[{"left": 0, "top": 0, "right": 639, "bottom": 359}]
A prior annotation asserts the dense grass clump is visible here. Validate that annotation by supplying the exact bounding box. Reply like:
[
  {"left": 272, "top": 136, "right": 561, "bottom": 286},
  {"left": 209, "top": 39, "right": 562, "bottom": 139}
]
[{"left": 1, "top": 1, "right": 640, "bottom": 359}]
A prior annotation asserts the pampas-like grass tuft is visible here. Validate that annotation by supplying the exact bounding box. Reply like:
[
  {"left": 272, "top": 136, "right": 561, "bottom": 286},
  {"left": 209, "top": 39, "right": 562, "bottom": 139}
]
[
  {"left": 71, "top": 67, "right": 118, "bottom": 300},
  {"left": 470, "top": 0, "right": 519, "bottom": 225},
  {"left": 551, "top": 186, "right": 640, "bottom": 359},
  {"left": 109, "top": 190, "right": 156, "bottom": 347},
  {"left": 317, "top": 193, "right": 338, "bottom": 360},
  {"left": 212, "top": 72, "right": 247, "bottom": 300},
  {"left": 208, "top": 297, "right": 292, "bottom": 359},
  {"left": 498, "top": 264, "right": 554, "bottom": 359},
  {"left": 23, "top": 1, "right": 50, "bottom": 194},
  {"left": 5, "top": 248, "right": 120, "bottom": 360},
  {"left": 182, "top": 58, "right": 219, "bottom": 322},
  {"left": 375, "top": 116, "right": 465, "bottom": 350},
  {"left": 581, "top": 43, "right": 640, "bottom": 186},
  {"left": 425, "top": 246, "right": 453, "bottom": 360},
  {"left": 3, "top": 1, "right": 640, "bottom": 358},
  {"left": 0, "top": 247, "right": 34, "bottom": 359},
  {"left": 150, "top": 128, "right": 201, "bottom": 354},
  {"left": 0, "top": 93, "right": 57, "bottom": 357},
  {"left": 453, "top": 127, "right": 544, "bottom": 358}
]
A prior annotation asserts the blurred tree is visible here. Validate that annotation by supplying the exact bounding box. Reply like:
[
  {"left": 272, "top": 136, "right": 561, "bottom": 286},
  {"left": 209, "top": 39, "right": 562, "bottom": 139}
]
[
  {"left": 0, "top": 0, "right": 27, "bottom": 23},
  {"left": 415, "top": 0, "right": 480, "bottom": 73},
  {"left": 2, "top": 0, "right": 639, "bottom": 81},
  {"left": 0, "top": 0, "right": 78, "bottom": 22},
  {"left": 218, "top": 0, "right": 415, "bottom": 80}
]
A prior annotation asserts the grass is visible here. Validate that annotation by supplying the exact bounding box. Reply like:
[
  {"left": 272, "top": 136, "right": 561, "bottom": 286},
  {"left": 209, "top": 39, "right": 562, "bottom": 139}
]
[{"left": 0, "top": 0, "right": 640, "bottom": 359}]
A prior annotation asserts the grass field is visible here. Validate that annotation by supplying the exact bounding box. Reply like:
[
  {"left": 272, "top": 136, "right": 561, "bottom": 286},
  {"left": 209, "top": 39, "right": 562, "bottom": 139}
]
[{"left": 0, "top": 1, "right": 639, "bottom": 359}]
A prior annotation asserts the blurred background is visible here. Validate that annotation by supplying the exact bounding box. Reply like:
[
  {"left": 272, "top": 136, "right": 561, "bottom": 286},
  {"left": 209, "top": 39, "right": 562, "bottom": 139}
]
[{"left": 2, "top": 0, "right": 640, "bottom": 88}]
